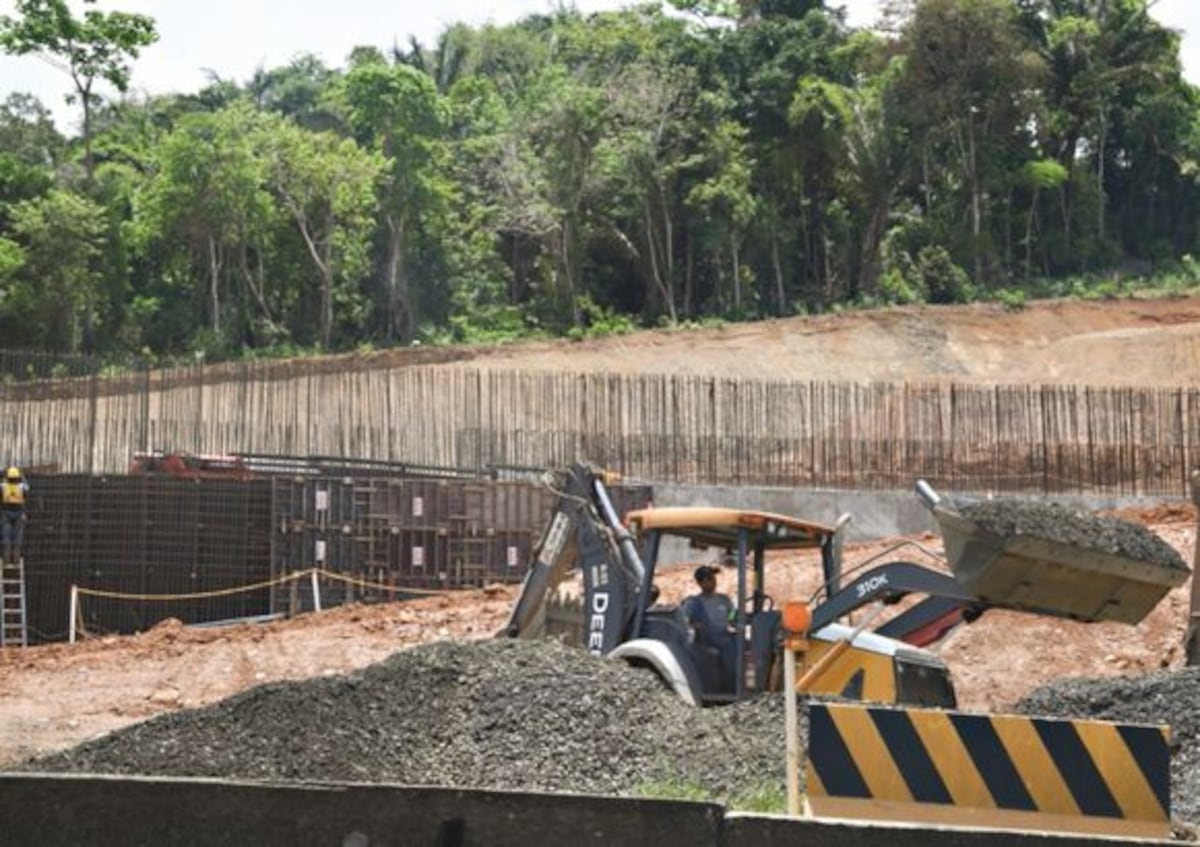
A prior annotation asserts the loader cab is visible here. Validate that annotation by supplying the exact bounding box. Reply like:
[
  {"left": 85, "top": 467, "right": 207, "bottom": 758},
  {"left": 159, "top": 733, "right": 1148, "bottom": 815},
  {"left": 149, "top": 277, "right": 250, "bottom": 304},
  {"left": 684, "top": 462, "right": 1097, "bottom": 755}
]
[
  {"left": 624, "top": 507, "right": 956, "bottom": 709},
  {"left": 625, "top": 507, "right": 844, "bottom": 705}
]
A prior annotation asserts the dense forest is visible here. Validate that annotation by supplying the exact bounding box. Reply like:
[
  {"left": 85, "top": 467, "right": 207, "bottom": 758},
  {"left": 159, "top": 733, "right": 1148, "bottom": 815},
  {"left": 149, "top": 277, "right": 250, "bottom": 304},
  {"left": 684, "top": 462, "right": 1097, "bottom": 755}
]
[{"left": 0, "top": 0, "right": 1197, "bottom": 362}]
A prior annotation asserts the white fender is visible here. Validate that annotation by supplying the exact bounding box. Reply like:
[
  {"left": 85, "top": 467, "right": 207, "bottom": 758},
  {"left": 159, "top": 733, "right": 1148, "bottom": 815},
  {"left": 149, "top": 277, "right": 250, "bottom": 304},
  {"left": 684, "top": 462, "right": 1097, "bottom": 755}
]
[{"left": 608, "top": 638, "right": 699, "bottom": 706}]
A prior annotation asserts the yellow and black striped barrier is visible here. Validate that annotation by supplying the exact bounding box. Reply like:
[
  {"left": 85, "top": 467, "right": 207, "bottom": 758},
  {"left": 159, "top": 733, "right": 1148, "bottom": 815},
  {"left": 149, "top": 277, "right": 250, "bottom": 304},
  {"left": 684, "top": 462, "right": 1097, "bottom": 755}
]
[{"left": 806, "top": 702, "right": 1171, "bottom": 840}]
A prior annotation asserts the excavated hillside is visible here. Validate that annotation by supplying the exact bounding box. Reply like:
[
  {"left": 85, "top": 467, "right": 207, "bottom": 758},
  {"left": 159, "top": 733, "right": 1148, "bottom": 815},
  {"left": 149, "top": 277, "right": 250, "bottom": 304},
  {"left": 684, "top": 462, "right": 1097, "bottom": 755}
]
[{"left": 426, "top": 295, "right": 1200, "bottom": 386}]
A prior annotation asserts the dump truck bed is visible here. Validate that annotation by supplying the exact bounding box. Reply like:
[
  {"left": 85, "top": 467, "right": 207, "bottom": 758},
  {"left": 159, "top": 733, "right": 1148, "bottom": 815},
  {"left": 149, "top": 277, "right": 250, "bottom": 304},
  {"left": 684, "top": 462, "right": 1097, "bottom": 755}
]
[{"left": 917, "top": 483, "right": 1189, "bottom": 624}]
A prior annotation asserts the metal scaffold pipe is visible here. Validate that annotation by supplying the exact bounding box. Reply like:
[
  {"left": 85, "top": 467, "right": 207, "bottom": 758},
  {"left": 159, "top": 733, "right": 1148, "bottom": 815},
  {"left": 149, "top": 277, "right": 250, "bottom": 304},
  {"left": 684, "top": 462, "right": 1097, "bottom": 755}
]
[{"left": 1188, "top": 470, "right": 1200, "bottom": 667}]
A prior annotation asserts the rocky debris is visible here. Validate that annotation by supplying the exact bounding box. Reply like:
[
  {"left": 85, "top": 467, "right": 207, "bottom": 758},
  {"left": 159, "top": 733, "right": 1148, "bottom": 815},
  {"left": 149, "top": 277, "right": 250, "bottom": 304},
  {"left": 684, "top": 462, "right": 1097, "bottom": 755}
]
[
  {"left": 21, "top": 639, "right": 801, "bottom": 804},
  {"left": 960, "top": 498, "right": 1188, "bottom": 572},
  {"left": 1017, "top": 667, "right": 1200, "bottom": 824}
]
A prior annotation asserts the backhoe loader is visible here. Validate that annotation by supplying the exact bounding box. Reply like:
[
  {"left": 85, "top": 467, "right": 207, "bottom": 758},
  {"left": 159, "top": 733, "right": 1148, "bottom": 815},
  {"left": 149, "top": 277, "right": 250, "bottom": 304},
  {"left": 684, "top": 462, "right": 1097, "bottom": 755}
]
[{"left": 505, "top": 464, "right": 1188, "bottom": 707}]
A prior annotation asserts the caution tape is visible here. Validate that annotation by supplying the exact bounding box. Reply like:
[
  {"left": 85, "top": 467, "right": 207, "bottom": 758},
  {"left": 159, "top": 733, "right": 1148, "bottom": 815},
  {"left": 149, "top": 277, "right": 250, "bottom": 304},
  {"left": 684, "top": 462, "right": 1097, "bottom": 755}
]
[
  {"left": 313, "top": 568, "right": 446, "bottom": 597},
  {"left": 75, "top": 569, "right": 313, "bottom": 601},
  {"left": 73, "top": 568, "right": 448, "bottom": 602}
]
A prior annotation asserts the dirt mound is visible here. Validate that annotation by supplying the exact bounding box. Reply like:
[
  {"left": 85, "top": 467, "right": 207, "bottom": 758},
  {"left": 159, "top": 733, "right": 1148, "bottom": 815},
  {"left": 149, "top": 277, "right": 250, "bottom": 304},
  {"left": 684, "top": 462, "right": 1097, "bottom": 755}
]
[{"left": 1018, "top": 668, "right": 1200, "bottom": 823}]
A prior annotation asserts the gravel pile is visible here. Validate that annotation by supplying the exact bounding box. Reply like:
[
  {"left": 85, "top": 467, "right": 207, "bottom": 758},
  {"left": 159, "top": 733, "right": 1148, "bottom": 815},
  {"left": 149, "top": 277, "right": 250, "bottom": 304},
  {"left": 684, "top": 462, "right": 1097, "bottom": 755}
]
[
  {"left": 1018, "top": 668, "right": 1200, "bottom": 823},
  {"left": 22, "top": 639, "right": 800, "bottom": 803},
  {"left": 959, "top": 498, "right": 1187, "bottom": 572},
  {"left": 24, "top": 636, "right": 1198, "bottom": 824}
]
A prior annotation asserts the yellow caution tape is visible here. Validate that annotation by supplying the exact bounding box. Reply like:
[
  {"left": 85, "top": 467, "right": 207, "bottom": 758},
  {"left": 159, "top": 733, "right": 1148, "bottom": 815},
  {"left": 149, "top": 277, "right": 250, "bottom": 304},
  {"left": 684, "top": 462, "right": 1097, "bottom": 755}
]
[
  {"left": 74, "top": 568, "right": 451, "bottom": 602},
  {"left": 314, "top": 568, "right": 446, "bottom": 597},
  {"left": 75, "top": 569, "right": 314, "bottom": 601}
]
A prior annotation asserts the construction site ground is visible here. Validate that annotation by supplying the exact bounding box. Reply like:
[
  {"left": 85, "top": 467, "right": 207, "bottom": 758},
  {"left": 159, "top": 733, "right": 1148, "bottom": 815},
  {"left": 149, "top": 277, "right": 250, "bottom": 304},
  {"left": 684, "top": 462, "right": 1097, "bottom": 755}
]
[{"left": 2, "top": 294, "right": 1200, "bottom": 780}]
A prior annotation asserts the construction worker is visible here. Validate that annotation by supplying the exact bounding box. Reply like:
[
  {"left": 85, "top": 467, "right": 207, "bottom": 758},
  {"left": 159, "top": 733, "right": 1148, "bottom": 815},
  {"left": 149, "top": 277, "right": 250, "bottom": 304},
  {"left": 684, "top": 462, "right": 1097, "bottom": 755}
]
[
  {"left": 1, "top": 466, "right": 28, "bottom": 565},
  {"left": 684, "top": 565, "right": 737, "bottom": 685}
]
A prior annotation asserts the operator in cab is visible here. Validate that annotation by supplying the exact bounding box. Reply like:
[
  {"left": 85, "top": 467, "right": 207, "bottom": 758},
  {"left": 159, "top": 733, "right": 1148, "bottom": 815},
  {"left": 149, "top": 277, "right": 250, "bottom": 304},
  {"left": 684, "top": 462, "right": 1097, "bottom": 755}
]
[{"left": 683, "top": 565, "right": 736, "bottom": 676}]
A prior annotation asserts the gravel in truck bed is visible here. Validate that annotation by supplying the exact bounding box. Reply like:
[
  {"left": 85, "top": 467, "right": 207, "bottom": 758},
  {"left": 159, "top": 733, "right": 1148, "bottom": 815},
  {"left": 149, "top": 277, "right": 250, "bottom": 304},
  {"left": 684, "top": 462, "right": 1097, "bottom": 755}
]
[
  {"left": 21, "top": 639, "right": 800, "bottom": 804},
  {"left": 959, "top": 498, "right": 1188, "bottom": 572},
  {"left": 1018, "top": 667, "right": 1200, "bottom": 824}
]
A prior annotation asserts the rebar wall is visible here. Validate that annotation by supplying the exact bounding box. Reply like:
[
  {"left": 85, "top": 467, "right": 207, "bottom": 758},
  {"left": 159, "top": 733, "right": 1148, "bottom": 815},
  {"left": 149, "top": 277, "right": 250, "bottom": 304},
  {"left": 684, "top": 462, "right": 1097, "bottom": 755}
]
[
  {"left": 2, "top": 349, "right": 1200, "bottom": 497},
  {"left": 25, "top": 475, "right": 274, "bottom": 642},
  {"left": 22, "top": 472, "right": 652, "bottom": 643}
]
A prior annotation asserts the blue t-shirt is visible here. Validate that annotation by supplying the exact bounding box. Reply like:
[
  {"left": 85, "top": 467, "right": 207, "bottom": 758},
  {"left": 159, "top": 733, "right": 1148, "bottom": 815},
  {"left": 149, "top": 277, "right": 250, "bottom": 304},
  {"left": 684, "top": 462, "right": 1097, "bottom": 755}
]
[{"left": 685, "top": 593, "right": 734, "bottom": 642}]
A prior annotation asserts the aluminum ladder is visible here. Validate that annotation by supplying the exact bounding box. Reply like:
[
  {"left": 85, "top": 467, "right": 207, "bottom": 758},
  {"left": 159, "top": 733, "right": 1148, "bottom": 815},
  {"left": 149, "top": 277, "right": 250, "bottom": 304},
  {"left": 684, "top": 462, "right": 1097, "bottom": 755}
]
[{"left": 0, "top": 557, "right": 28, "bottom": 647}]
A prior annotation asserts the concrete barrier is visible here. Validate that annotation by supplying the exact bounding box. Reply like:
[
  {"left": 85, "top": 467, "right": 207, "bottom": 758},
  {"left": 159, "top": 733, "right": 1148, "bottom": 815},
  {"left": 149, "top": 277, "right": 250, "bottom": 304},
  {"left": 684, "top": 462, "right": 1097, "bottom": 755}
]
[
  {"left": 806, "top": 703, "right": 1171, "bottom": 841},
  {"left": 0, "top": 773, "right": 1172, "bottom": 846},
  {"left": 0, "top": 774, "right": 723, "bottom": 847},
  {"left": 724, "top": 814, "right": 1170, "bottom": 846}
]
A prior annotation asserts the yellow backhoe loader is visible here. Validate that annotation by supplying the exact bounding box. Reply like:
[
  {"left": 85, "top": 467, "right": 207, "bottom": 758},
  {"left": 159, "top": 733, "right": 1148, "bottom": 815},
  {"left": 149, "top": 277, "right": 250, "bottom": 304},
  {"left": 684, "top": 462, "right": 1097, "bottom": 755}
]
[{"left": 506, "top": 465, "right": 1188, "bottom": 707}]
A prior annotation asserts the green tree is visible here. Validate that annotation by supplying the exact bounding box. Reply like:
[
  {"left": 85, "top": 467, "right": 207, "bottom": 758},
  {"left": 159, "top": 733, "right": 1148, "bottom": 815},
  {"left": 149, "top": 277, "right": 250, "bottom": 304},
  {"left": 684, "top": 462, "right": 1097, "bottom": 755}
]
[
  {"left": 0, "top": 0, "right": 157, "bottom": 181},
  {"left": 263, "top": 120, "right": 384, "bottom": 348},
  {"left": 3, "top": 189, "right": 106, "bottom": 351},
  {"left": 685, "top": 115, "right": 757, "bottom": 314},
  {"left": 136, "top": 104, "right": 277, "bottom": 346},
  {"left": 1018, "top": 0, "right": 1190, "bottom": 265},
  {"left": 896, "top": 0, "right": 1045, "bottom": 285},
  {"left": 0, "top": 94, "right": 62, "bottom": 212},
  {"left": 343, "top": 62, "right": 449, "bottom": 342}
]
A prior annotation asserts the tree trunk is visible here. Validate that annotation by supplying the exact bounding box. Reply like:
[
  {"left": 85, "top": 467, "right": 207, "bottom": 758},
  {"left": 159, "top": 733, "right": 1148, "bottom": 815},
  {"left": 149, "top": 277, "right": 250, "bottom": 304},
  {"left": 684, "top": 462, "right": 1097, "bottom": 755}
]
[
  {"left": 644, "top": 203, "right": 676, "bottom": 324},
  {"left": 384, "top": 213, "right": 409, "bottom": 341},
  {"left": 208, "top": 236, "right": 222, "bottom": 335},
  {"left": 858, "top": 199, "right": 888, "bottom": 299},
  {"left": 1025, "top": 188, "right": 1039, "bottom": 281},
  {"left": 772, "top": 226, "right": 785, "bottom": 314},
  {"left": 1096, "top": 117, "right": 1107, "bottom": 251},
  {"left": 659, "top": 188, "right": 677, "bottom": 324},
  {"left": 969, "top": 125, "right": 983, "bottom": 285},
  {"left": 731, "top": 234, "right": 741, "bottom": 312},
  {"left": 683, "top": 233, "right": 694, "bottom": 319}
]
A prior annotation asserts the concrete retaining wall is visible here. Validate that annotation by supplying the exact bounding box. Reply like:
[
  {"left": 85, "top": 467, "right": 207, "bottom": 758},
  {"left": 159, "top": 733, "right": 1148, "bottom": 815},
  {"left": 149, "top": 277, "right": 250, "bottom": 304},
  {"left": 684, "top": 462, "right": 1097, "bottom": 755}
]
[
  {"left": 0, "top": 774, "right": 1167, "bottom": 847},
  {"left": 723, "top": 814, "right": 1167, "bottom": 846},
  {"left": 652, "top": 482, "right": 1171, "bottom": 542},
  {"left": 0, "top": 773, "right": 721, "bottom": 847}
]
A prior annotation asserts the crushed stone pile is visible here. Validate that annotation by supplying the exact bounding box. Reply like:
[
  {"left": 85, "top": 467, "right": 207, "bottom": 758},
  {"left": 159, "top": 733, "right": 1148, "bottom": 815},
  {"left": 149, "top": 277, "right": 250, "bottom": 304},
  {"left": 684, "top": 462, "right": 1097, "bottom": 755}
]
[
  {"left": 24, "top": 637, "right": 1198, "bottom": 824},
  {"left": 22, "top": 639, "right": 801, "bottom": 803},
  {"left": 959, "top": 498, "right": 1187, "bottom": 572},
  {"left": 1018, "top": 667, "right": 1200, "bottom": 823}
]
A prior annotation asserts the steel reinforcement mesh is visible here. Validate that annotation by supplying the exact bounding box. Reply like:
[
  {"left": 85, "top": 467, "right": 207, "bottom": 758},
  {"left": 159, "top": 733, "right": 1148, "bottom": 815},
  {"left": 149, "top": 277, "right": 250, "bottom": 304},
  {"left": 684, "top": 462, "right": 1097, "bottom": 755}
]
[
  {"left": 19, "top": 472, "right": 653, "bottom": 642},
  {"left": 24, "top": 475, "right": 274, "bottom": 643},
  {"left": 269, "top": 477, "right": 653, "bottom": 613}
]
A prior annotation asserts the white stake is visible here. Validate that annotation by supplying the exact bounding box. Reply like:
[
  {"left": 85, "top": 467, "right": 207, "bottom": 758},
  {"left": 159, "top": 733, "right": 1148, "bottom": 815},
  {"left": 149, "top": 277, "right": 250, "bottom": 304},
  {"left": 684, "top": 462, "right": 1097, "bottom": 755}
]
[
  {"left": 784, "top": 646, "right": 801, "bottom": 816},
  {"left": 311, "top": 569, "right": 322, "bottom": 613},
  {"left": 68, "top": 585, "right": 78, "bottom": 644}
]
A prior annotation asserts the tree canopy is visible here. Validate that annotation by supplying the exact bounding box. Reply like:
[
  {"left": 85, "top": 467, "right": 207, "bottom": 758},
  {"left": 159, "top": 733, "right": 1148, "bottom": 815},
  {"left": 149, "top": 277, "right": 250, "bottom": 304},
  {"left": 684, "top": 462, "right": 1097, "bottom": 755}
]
[{"left": 0, "top": 0, "right": 1197, "bottom": 361}]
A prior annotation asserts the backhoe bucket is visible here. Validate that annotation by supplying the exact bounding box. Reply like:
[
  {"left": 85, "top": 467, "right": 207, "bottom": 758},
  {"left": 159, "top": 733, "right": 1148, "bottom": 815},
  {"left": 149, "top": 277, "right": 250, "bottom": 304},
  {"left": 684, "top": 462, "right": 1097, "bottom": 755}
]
[{"left": 916, "top": 482, "right": 1189, "bottom": 625}]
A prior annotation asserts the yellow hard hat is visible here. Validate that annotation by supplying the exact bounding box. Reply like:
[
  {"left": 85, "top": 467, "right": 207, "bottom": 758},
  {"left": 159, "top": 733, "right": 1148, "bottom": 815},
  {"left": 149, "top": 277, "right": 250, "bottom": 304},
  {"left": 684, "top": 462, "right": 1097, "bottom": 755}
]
[{"left": 5, "top": 467, "right": 20, "bottom": 480}]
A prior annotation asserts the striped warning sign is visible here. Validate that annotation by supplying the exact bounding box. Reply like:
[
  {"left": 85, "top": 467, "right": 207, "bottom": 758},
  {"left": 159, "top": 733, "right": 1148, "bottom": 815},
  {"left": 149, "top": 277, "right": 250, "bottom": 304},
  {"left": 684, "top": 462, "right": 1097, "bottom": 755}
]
[{"left": 806, "top": 703, "right": 1171, "bottom": 840}]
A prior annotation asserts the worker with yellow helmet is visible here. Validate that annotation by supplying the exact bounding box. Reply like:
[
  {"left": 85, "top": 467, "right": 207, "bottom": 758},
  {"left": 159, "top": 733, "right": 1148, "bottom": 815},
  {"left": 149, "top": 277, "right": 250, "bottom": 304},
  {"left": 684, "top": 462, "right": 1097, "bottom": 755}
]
[{"left": 1, "top": 466, "right": 28, "bottom": 564}]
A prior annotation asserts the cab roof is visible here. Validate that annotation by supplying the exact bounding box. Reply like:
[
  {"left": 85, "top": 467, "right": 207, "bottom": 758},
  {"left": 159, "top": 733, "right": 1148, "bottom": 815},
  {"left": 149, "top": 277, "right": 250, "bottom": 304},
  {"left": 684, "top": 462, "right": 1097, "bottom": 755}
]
[{"left": 625, "top": 507, "right": 834, "bottom": 550}]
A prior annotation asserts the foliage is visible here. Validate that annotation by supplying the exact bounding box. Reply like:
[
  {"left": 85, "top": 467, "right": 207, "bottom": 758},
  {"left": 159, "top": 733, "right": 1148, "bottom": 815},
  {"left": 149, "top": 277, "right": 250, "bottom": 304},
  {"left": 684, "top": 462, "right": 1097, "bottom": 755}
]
[
  {"left": 0, "top": 0, "right": 1197, "bottom": 361},
  {"left": 995, "top": 288, "right": 1028, "bottom": 310},
  {"left": 0, "top": 0, "right": 157, "bottom": 178},
  {"left": 916, "top": 246, "right": 973, "bottom": 305},
  {"left": 634, "top": 776, "right": 712, "bottom": 803}
]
